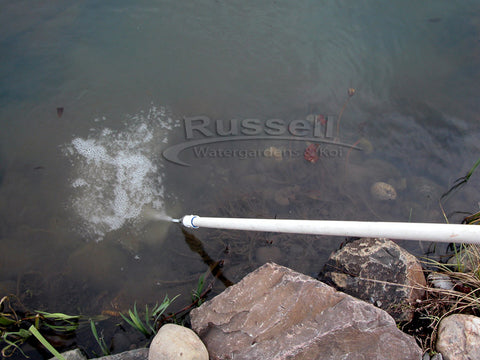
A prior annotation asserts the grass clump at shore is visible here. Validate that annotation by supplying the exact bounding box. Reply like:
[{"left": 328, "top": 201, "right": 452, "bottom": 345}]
[
  {"left": 410, "top": 243, "right": 480, "bottom": 354},
  {"left": 0, "top": 295, "right": 79, "bottom": 358}
]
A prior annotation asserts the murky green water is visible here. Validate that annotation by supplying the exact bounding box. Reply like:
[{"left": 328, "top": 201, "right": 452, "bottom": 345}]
[{"left": 1, "top": 0, "right": 480, "bottom": 357}]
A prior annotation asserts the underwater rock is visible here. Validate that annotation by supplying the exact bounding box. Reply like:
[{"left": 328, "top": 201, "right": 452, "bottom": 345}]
[
  {"left": 408, "top": 176, "right": 443, "bottom": 204},
  {"left": 321, "top": 238, "right": 426, "bottom": 322},
  {"left": 255, "top": 246, "right": 282, "bottom": 264},
  {"left": 149, "top": 324, "right": 208, "bottom": 360},
  {"left": 371, "top": 181, "right": 397, "bottom": 200},
  {"left": 273, "top": 185, "right": 299, "bottom": 206},
  {"left": 436, "top": 314, "right": 480, "bottom": 360},
  {"left": 191, "top": 263, "right": 422, "bottom": 359}
]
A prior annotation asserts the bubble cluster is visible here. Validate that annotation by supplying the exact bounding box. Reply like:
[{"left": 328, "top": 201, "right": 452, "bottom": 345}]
[{"left": 64, "top": 105, "right": 174, "bottom": 240}]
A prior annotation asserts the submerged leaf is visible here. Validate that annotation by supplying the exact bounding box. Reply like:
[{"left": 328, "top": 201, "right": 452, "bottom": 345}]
[{"left": 0, "top": 314, "right": 16, "bottom": 326}]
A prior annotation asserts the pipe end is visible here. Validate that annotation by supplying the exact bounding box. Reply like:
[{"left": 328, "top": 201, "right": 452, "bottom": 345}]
[{"left": 181, "top": 215, "right": 199, "bottom": 228}]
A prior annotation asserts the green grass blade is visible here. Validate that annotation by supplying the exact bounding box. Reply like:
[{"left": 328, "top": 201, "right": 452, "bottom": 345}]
[
  {"left": 119, "top": 312, "right": 137, "bottom": 329},
  {"left": 121, "top": 308, "right": 150, "bottom": 336},
  {"left": 130, "top": 309, "right": 147, "bottom": 333},
  {"left": 35, "top": 311, "right": 80, "bottom": 320},
  {"left": 89, "top": 319, "right": 110, "bottom": 356},
  {"left": 145, "top": 304, "right": 155, "bottom": 334},
  {"left": 466, "top": 156, "right": 480, "bottom": 180},
  {"left": 2, "top": 337, "right": 28, "bottom": 358},
  {"left": 43, "top": 323, "right": 79, "bottom": 332},
  {"left": 28, "top": 325, "right": 66, "bottom": 360},
  {"left": 0, "top": 314, "right": 17, "bottom": 326}
]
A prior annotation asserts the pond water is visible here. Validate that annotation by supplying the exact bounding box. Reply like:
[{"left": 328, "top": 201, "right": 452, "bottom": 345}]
[{"left": 1, "top": 0, "right": 480, "bottom": 357}]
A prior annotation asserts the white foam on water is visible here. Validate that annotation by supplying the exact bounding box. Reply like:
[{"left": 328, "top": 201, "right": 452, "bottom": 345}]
[{"left": 64, "top": 105, "right": 176, "bottom": 240}]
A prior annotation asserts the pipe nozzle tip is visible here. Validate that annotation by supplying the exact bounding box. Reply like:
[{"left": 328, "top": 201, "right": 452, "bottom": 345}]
[{"left": 181, "top": 215, "right": 199, "bottom": 228}]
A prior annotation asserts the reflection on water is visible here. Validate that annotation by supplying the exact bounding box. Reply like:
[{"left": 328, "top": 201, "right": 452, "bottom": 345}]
[{"left": 1, "top": 0, "right": 480, "bottom": 357}]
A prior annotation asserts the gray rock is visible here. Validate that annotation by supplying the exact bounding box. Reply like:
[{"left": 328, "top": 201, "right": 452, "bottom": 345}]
[
  {"left": 422, "top": 353, "right": 444, "bottom": 360},
  {"left": 436, "top": 314, "right": 480, "bottom": 360},
  {"left": 49, "top": 349, "right": 87, "bottom": 360},
  {"left": 90, "top": 348, "right": 148, "bottom": 360},
  {"left": 191, "top": 262, "right": 422, "bottom": 360},
  {"left": 321, "top": 237, "right": 426, "bottom": 321},
  {"left": 148, "top": 324, "right": 208, "bottom": 360}
]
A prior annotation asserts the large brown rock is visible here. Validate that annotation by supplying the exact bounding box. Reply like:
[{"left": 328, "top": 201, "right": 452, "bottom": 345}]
[
  {"left": 190, "top": 263, "right": 422, "bottom": 360},
  {"left": 321, "top": 237, "right": 426, "bottom": 321},
  {"left": 436, "top": 314, "right": 480, "bottom": 360}
]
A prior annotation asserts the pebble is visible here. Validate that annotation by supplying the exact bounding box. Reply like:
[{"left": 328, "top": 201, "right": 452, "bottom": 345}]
[
  {"left": 427, "top": 273, "right": 455, "bottom": 290},
  {"left": 370, "top": 181, "right": 397, "bottom": 200},
  {"left": 148, "top": 324, "right": 208, "bottom": 360},
  {"left": 437, "top": 314, "right": 480, "bottom": 360}
]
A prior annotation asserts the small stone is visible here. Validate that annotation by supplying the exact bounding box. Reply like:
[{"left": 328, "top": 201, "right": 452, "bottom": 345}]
[
  {"left": 427, "top": 273, "right": 455, "bottom": 290},
  {"left": 255, "top": 246, "right": 282, "bottom": 263},
  {"left": 371, "top": 181, "right": 397, "bottom": 200},
  {"left": 436, "top": 314, "right": 480, "bottom": 360},
  {"left": 148, "top": 324, "right": 208, "bottom": 360}
]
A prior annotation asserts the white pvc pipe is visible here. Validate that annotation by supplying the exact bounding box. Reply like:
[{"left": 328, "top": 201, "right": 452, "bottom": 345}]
[{"left": 181, "top": 215, "right": 480, "bottom": 244}]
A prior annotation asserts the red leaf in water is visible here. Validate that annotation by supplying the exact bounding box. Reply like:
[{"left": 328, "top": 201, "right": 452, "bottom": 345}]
[
  {"left": 57, "top": 107, "right": 64, "bottom": 118},
  {"left": 304, "top": 143, "right": 319, "bottom": 163},
  {"left": 317, "top": 114, "right": 327, "bottom": 126}
]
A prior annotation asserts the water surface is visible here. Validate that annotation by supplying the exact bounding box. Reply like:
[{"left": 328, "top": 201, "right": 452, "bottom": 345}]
[{"left": 1, "top": 0, "right": 480, "bottom": 356}]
